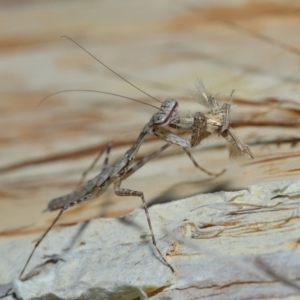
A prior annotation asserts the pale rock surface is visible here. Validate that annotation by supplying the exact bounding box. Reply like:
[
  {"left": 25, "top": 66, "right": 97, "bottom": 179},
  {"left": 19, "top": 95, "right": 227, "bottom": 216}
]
[{"left": 1, "top": 179, "right": 300, "bottom": 299}]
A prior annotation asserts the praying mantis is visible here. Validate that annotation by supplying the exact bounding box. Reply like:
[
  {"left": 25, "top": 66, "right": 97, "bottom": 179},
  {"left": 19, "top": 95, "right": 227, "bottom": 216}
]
[
  {"left": 17, "top": 83, "right": 252, "bottom": 281},
  {"left": 1, "top": 39, "right": 253, "bottom": 300}
]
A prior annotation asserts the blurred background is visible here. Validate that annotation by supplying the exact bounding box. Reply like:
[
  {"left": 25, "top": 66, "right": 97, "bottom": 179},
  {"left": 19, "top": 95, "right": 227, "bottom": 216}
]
[{"left": 0, "top": 0, "right": 299, "bottom": 239}]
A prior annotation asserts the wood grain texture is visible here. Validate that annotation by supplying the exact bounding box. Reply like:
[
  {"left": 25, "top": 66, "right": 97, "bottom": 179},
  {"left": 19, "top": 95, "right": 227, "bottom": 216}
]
[{"left": 0, "top": 0, "right": 299, "bottom": 283}]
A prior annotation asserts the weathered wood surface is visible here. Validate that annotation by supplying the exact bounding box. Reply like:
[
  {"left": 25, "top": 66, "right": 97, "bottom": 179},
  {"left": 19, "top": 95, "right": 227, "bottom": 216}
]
[{"left": 0, "top": 0, "right": 300, "bottom": 299}]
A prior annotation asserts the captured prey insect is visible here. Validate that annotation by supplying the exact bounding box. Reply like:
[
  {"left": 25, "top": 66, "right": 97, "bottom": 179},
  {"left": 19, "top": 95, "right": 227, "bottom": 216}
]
[{"left": 162, "top": 80, "right": 253, "bottom": 160}]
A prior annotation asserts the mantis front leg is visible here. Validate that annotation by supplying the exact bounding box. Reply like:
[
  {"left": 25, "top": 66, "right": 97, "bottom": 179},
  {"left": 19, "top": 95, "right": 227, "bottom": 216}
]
[{"left": 153, "top": 112, "right": 225, "bottom": 177}]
